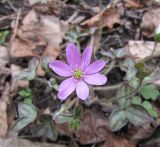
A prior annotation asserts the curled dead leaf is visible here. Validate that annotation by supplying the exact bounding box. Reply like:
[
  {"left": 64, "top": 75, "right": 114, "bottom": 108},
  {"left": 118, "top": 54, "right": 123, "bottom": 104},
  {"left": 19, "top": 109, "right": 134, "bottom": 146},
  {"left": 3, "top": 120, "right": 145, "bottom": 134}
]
[
  {"left": 125, "top": 41, "right": 160, "bottom": 62},
  {"left": 81, "top": 7, "right": 120, "bottom": 29}
]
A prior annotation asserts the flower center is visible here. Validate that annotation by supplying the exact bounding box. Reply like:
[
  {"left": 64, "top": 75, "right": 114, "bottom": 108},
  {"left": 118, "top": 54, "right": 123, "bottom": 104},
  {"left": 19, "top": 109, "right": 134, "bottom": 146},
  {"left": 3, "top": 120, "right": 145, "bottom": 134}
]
[{"left": 73, "top": 69, "right": 83, "bottom": 79}]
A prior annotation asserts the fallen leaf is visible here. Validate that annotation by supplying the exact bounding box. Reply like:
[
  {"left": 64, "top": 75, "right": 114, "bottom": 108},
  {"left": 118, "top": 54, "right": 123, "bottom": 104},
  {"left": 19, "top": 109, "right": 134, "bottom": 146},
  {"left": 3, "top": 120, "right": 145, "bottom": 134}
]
[
  {"left": 0, "top": 82, "right": 11, "bottom": 138},
  {"left": 74, "top": 109, "right": 135, "bottom": 146},
  {"left": 124, "top": 0, "right": 144, "bottom": 8},
  {"left": 0, "top": 46, "right": 9, "bottom": 67},
  {"left": 102, "top": 136, "right": 135, "bottom": 147},
  {"left": 141, "top": 8, "right": 160, "bottom": 37},
  {"left": 75, "top": 110, "right": 108, "bottom": 144},
  {"left": 10, "top": 10, "right": 67, "bottom": 59},
  {"left": 125, "top": 41, "right": 160, "bottom": 62},
  {"left": 0, "top": 138, "right": 66, "bottom": 147},
  {"left": 15, "top": 58, "right": 39, "bottom": 80},
  {"left": 81, "top": 7, "right": 120, "bottom": 28},
  {"left": 128, "top": 124, "right": 156, "bottom": 144},
  {"left": 0, "top": 101, "right": 8, "bottom": 138}
]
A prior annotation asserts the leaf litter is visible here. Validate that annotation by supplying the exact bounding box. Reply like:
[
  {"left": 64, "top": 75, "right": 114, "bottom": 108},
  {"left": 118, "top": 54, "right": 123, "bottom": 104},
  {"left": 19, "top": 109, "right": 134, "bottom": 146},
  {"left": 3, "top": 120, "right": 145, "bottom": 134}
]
[{"left": 0, "top": 0, "right": 160, "bottom": 147}]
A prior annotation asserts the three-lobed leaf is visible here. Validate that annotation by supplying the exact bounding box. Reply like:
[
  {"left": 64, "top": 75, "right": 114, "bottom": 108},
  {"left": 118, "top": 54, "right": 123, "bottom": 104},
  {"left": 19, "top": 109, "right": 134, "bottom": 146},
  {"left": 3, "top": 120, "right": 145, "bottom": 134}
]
[{"left": 12, "top": 103, "right": 37, "bottom": 131}]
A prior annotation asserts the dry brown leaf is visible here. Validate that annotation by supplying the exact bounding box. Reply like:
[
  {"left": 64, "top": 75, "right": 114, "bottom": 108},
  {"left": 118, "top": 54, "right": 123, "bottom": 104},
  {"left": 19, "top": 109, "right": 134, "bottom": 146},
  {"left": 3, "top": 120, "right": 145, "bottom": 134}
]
[
  {"left": 141, "top": 8, "right": 160, "bottom": 37},
  {"left": 10, "top": 64, "right": 29, "bottom": 92},
  {"left": 10, "top": 10, "right": 67, "bottom": 59},
  {"left": 102, "top": 137, "right": 135, "bottom": 147},
  {"left": 0, "top": 138, "right": 66, "bottom": 147},
  {"left": 0, "top": 101, "right": 8, "bottom": 138},
  {"left": 0, "top": 82, "right": 11, "bottom": 138},
  {"left": 75, "top": 109, "right": 135, "bottom": 146},
  {"left": 125, "top": 41, "right": 160, "bottom": 62},
  {"left": 75, "top": 109, "right": 108, "bottom": 144},
  {"left": 124, "top": 0, "right": 144, "bottom": 8},
  {"left": 81, "top": 7, "right": 120, "bottom": 29},
  {"left": 139, "top": 138, "right": 160, "bottom": 147},
  {"left": 127, "top": 124, "right": 156, "bottom": 144},
  {"left": 0, "top": 46, "right": 9, "bottom": 67}
]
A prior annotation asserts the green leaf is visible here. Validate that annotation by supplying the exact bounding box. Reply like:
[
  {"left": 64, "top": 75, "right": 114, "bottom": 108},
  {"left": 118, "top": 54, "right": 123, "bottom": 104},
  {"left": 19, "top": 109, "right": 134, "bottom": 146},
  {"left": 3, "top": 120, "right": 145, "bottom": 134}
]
[
  {"left": 126, "top": 105, "right": 153, "bottom": 127},
  {"left": 140, "top": 84, "right": 159, "bottom": 100},
  {"left": 131, "top": 96, "right": 142, "bottom": 105},
  {"left": 117, "top": 84, "right": 132, "bottom": 108},
  {"left": 109, "top": 109, "right": 128, "bottom": 132},
  {"left": 12, "top": 103, "right": 37, "bottom": 131},
  {"left": 141, "top": 101, "right": 158, "bottom": 118},
  {"left": 142, "top": 101, "right": 152, "bottom": 110},
  {"left": 120, "top": 58, "right": 137, "bottom": 81},
  {"left": 135, "top": 62, "right": 151, "bottom": 80},
  {"left": 0, "top": 31, "right": 9, "bottom": 45},
  {"left": 15, "top": 58, "right": 38, "bottom": 80},
  {"left": 149, "top": 109, "right": 158, "bottom": 118},
  {"left": 35, "top": 116, "right": 58, "bottom": 141},
  {"left": 74, "top": 106, "right": 83, "bottom": 118},
  {"left": 19, "top": 89, "right": 32, "bottom": 98},
  {"left": 69, "top": 118, "right": 81, "bottom": 131},
  {"left": 54, "top": 114, "right": 74, "bottom": 124},
  {"left": 114, "top": 48, "right": 126, "bottom": 58}
]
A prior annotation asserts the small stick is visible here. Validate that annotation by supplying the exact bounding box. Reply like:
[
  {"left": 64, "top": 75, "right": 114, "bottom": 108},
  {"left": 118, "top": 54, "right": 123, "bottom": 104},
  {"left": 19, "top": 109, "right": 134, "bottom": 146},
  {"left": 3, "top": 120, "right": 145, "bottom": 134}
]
[{"left": 11, "top": 9, "right": 21, "bottom": 42}]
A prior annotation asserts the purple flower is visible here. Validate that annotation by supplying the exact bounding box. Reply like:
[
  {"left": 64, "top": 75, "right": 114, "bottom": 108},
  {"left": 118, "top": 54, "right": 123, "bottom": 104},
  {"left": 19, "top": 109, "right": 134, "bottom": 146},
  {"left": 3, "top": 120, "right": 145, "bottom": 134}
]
[{"left": 49, "top": 43, "right": 107, "bottom": 100}]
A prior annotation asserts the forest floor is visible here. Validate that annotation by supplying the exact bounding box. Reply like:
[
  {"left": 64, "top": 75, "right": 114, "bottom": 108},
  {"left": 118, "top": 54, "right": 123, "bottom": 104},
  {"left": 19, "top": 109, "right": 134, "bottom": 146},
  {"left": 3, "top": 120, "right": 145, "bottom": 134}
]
[{"left": 0, "top": 0, "right": 160, "bottom": 147}]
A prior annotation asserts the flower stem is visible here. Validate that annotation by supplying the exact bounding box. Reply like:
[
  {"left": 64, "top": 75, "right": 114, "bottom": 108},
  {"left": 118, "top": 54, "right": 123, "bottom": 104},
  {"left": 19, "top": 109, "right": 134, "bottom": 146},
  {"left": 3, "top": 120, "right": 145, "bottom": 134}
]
[
  {"left": 94, "top": 82, "right": 122, "bottom": 91},
  {"left": 101, "top": 60, "right": 116, "bottom": 75}
]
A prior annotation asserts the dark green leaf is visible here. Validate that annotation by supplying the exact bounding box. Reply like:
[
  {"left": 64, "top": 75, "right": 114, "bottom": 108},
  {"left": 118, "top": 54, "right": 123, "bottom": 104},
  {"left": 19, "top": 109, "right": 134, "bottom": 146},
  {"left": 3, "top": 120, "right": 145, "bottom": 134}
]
[
  {"left": 54, "top": 114, "right": 74, "bottom": 124},
  {"left": 117, "top": 84, "right": 132, "bottom": 108},
  {"left": 120, "top": 58, "right": 137, "bottom": 81},
  {"left": 109, "top": 109, "right": 128, "bottom": 132},
  {"left": 35, "top": 116, "right": 58, "bottom": 141},
  {"left": 74, "top": 106, "right": 83, "bottom": 118},
  {"left": 126, "top": 105, "right": 153, "bottom": 126},
  {"left": 15, "top": 58, "right": 39, "bottom": 80},
  {"left": 12, "top": 103, "right": 37, "bottom": 131}
]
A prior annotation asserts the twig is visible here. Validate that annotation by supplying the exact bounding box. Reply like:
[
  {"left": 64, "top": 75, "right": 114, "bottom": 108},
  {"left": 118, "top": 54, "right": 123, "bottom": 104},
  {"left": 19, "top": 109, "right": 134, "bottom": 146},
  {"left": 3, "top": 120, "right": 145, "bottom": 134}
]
[
  {"left": 11, "top": 9, "right": 21, "bottom": 42},
  {"left": 6, "top": 0, "right": 17, "bottom": 12}
]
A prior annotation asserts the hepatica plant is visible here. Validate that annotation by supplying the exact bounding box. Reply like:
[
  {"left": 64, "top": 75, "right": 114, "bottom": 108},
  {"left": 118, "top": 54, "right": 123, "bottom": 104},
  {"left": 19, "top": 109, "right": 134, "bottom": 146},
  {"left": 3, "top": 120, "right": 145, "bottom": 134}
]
[{"left": 49, "top": 43, "right": 107, "bottom": 100}]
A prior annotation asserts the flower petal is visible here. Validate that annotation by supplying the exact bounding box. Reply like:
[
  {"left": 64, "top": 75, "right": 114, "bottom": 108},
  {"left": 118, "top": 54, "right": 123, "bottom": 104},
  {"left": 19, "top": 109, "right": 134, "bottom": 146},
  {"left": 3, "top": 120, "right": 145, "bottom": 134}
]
[
  {"left": 81, "top": 46, "right": 92, "bottom": 69},
  {"left": 49, "top": 60, "right": 72, "bottom": 77},
  {"left": 66, "top": 43, "right": 81, "bottom": 68},
  {"left": 76, "top": 80, "right": 89, "bottom": 100},
  {"left": 84, "top": 73, "right": 107, "bottom": 85},
  {"left": 58, "top": 78, "right": 76, "bottom": 100},
  {"left": 84, "top": 60, "right": 105, "bottom": 74}
]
